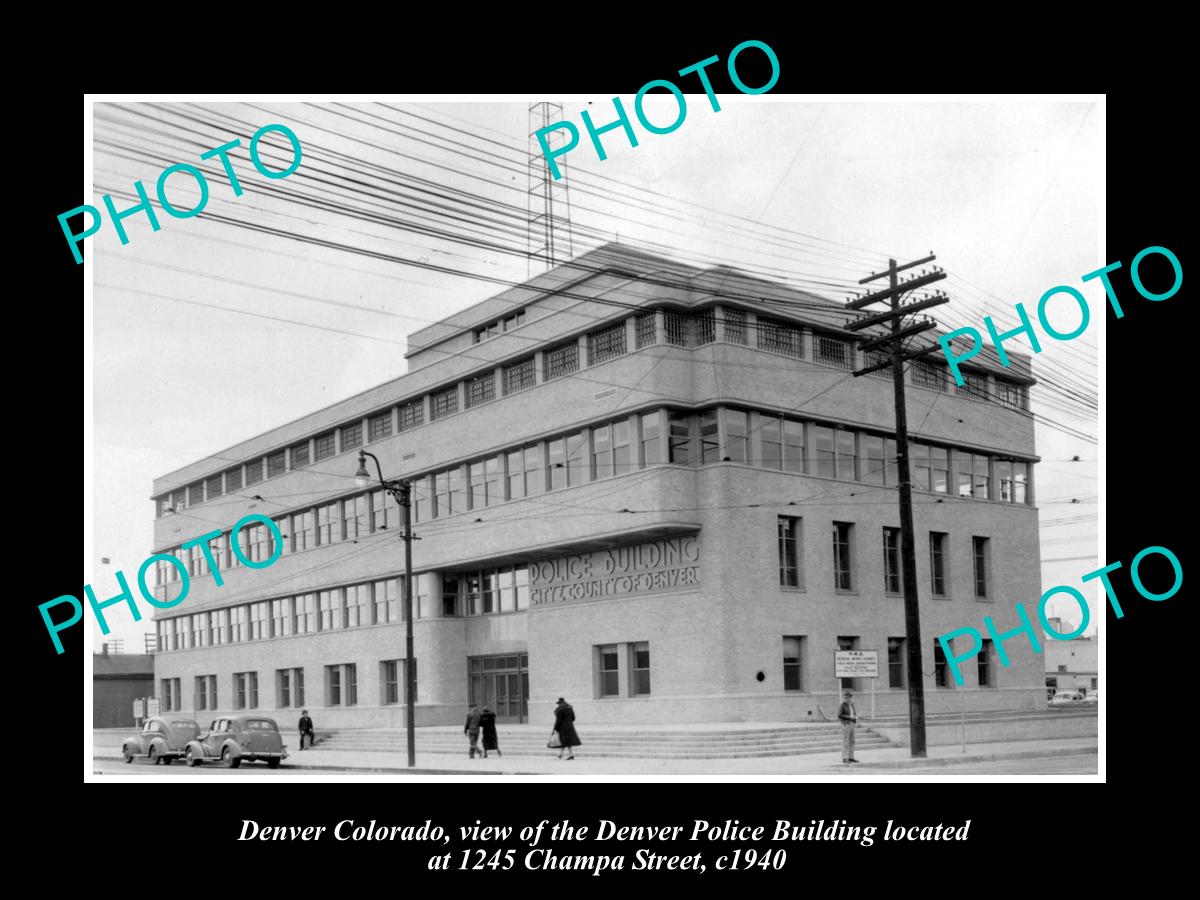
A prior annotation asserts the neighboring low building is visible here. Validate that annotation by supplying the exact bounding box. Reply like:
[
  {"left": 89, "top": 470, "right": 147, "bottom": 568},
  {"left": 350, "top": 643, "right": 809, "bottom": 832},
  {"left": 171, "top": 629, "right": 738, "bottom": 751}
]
[
  {"left": 1044, "top": 618, "right": 1097, "bottom": 696},
  {"left": 93, "top": 649, "right": 155, "bottom": 727}
]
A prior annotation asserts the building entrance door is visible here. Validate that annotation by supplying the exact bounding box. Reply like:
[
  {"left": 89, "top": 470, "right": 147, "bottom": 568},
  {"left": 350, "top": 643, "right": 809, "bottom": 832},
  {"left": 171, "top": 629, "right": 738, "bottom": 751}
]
[{"left": 468, "top": 654, "right": 529, "bottom": 724}]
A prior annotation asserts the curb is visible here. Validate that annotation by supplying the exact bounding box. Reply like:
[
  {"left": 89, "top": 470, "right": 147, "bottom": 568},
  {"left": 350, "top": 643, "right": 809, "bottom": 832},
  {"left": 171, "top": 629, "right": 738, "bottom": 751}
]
[{"left": 849, "top": 745, "right": 1098, "bottom": 769}]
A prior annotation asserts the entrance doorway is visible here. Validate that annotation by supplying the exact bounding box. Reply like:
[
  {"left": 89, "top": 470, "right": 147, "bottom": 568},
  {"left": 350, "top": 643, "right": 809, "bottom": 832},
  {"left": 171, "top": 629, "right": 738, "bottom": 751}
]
[{"left": 469, "top": 654, "right": 529, "bottom": 724}]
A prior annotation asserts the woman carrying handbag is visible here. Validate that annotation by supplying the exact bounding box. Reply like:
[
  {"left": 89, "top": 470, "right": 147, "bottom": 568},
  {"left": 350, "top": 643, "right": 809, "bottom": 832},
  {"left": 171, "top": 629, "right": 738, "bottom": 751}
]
[{"left": 551, "top": 697, "right": 580, "bottom": 760}]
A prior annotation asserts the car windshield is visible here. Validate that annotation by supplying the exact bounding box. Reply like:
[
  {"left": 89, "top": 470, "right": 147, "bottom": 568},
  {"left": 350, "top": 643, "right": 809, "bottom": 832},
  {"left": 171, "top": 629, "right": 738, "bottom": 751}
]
[{"left": 247, "top": 720, "right": 278, "bottom": 732}]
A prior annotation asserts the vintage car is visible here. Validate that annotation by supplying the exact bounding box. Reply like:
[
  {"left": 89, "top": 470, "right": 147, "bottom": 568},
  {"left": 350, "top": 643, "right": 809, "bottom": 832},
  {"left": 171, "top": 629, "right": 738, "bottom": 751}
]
[
  {"left": 122, "top": 717, "right": 200, "bottom": 765},
  {"left": 184, "top": 715, "right": 289, "bottom": 768},
  {"left": 1049, "top": 690, "right": 1085, "bottom": 707}
]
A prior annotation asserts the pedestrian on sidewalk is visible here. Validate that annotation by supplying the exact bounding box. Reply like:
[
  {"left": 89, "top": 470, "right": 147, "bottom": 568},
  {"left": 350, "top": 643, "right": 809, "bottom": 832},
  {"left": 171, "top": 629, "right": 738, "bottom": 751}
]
[
  {"left": 838, "top": 690, "right": 859, "bottom": 763},
  {"left": 464, "top": 704, "right": 483, "bottom": 759},
  {"left": 480, "top": 706, "right": 500, "bottom": 758},
  {"left": 552, "top": 697, "right": 580, "bottom": 761},
  {"left": 298, "top": 710, "right": 314, "bottom": 751}
]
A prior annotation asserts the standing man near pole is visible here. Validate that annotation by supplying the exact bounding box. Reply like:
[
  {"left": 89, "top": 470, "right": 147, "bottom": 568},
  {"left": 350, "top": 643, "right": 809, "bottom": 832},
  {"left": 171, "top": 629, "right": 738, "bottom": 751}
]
[{"left": 838, "top": 690, "right": 859, "bottom": 764}]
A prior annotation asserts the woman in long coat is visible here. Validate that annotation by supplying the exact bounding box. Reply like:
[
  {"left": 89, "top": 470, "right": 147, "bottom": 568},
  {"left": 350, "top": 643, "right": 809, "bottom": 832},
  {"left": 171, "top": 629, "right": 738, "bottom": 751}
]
[
  {"left": 553, "top": 697, "right": 580, "bottom": 760},
  {"left": 479, "top": 707, "right": 500, "bottom": 758}
]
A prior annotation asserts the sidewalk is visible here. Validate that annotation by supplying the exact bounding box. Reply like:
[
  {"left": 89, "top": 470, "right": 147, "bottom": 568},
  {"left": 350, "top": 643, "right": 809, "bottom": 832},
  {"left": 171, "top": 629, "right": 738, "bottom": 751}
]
[{"left": 94, "top": 735, "right": 1097, "bottom": 775}]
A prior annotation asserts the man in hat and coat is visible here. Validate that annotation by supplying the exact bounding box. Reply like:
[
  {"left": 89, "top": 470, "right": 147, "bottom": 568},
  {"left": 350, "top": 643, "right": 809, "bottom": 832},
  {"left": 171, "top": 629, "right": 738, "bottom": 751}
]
[{"left": 464, "top": 704, "right": 483, "bottom": 759}]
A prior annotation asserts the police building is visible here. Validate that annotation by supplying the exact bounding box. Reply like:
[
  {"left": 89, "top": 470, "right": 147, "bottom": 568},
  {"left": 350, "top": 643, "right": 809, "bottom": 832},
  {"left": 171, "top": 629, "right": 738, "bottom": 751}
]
[{"left": 148, "top": 243, "right": 1045, "bottom": 728}]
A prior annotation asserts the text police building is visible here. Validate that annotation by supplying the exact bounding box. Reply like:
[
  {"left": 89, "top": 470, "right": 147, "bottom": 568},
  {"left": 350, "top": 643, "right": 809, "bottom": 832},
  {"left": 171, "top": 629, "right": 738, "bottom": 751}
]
[{"left": 148, "top": 243, "right": 1044, "bottom": 727}]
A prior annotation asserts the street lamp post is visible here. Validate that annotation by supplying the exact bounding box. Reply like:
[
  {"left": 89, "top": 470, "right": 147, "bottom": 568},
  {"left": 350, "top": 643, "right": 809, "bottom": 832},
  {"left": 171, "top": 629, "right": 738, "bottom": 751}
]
[{"left": 354, "top": 450, "right": 416, "bottom": 768}]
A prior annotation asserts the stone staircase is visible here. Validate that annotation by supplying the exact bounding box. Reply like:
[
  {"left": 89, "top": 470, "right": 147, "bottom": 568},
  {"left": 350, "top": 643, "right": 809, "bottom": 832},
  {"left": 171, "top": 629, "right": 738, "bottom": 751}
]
[{"left": 311, "top": 723, "right": 892, "bottom": 760}]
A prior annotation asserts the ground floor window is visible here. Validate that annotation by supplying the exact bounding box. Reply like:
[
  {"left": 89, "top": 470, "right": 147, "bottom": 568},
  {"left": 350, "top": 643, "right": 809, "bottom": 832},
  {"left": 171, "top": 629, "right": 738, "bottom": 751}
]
[
  {"left": 160, "top": 677, "right": 180, "bottom": 712},
  {"left": 276, "top": 668, "right": 304, "bottom": 707},
  {"left": 887, "top": 637, "right": 905, "bottom": 689},
  {"left": 782, "top": 636, "right": 805, "bottom": 691},
  {"left": 594, "top": 642, "right": 650, "bottom": 700},
  {"left": 381, "top": 659, "right": 417, "bottom": 705},
  {"left": 195, "top": 674, "right": 217, "bottom": 711},
  {"left": 325, "top": 663, "right": 356, "bottom": 706},
  {"left": 235, "top": 671, "right": 259, "bottom": 709}
]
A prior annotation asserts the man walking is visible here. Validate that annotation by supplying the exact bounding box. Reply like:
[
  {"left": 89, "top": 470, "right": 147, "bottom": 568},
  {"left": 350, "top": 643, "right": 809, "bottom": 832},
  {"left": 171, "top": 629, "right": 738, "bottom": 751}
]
[
  {"left": 838, "top": 690, "right": 859, "bottom": 763},
  {"left": 298, "top": 710, "right": 314, "bottom": 751},
  {"left": 464, "top": 704, "right": 483, "bottom": 759}
]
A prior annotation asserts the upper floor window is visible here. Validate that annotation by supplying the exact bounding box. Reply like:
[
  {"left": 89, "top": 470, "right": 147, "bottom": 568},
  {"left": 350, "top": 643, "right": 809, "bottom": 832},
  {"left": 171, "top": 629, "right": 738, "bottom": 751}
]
[
  {"left": 205, "top": 474, "right": 223, "bottom": 500},
  {"left": 225, "top": 467, "right": 243, "bottom": 492},
  {"left": 545, "top": 340, "right": 579, "bottom": 380},
  {"left": 502, "top": 356, "right": 536, "bottom": 395},
  {"left": 368, "top": 411, "right": 393, "bottom": 441},
  {"left": 956, "top": 371, "right": 989, "bottom": 401},
  {"left": 912, "top": 360, "right": 947, "bottom": 392},
  {"left": 814, "top": 335, "right": 852, "bottom": 369},
  {"left": 290, "top": 441, "right": 310, "bottom": 469},
  {"left": 635, "top": 312, "right": 656, "bottom": 348},
  {"left": 341, "top": 422, "right": 363, "bottom": 451},
  {"left": 832, "top": 522, "right": 854, "bottom": 591},
  {"left": 314, "top": 432, "right": 336, "bottom": 461},
  {"left": 398, "top": 400, "right": 423, "bottom": 431},
  {"left": 431, "top": 387, "right": 458, "bottom": 421},
  {"left": 473, "top": 309, "right": 525, "bottom": 342},
  {"left": 723, "top": 308, "right": 748, "bottom": 345},
  {"left": 757, "top": 316, "right": 802, "bottom": 357},
  {"left": 266, "top": 451, "right": 286, "bottom": 478},
  {"left": 995, "top": 379, "right": 1028, "bottom": 410},
  {"left": 245, "top": 460, "right": 264, "bottom": 485},
  {"left": 465, "top": 373, "right": 495, "bottom": 409},
  {"left": 587, "top": 323, "right": 627, "bottom": 366}
]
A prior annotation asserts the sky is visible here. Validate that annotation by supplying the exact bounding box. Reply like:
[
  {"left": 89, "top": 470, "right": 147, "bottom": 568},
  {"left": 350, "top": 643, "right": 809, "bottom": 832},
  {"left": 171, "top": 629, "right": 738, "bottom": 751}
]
[{"left": 86, "top": 96, "right": 1102, "bottom": 654}]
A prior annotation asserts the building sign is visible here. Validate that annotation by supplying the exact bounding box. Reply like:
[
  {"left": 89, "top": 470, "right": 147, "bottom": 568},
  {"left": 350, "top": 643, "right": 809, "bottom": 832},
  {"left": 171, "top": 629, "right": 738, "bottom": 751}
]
[
  {"left": 133, "top": 698, "right": 144, "bottom": 721},
  {"left": 835, "top": 650, "right": 878, "bottom": 678},
  {"left": 146, "top": 698, "right": 161, "bottom": 717},
  {"left": 530, "top": 536, "right": 701, "bottom": 607}
]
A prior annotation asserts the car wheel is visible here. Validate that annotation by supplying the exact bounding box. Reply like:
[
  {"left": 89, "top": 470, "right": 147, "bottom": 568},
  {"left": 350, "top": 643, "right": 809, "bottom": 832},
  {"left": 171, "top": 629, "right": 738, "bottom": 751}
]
[
  {"left": 122, "top": 746, "right": 133, "bottom": 764},
  {"left": 222, "top": 747, "right": 240, "bottom": 769},
  {"left": 186, "top": 747, "right": 201, "bottom": 767},
  {"left": 267, "top": 758, "right": 281, "bottom": 769},
  {"left": 150, "top": 746, "right": 161, "bottom": 765}
]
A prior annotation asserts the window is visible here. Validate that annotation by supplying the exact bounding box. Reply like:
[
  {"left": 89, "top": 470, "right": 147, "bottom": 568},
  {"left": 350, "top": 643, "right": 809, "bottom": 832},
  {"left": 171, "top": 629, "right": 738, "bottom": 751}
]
[
  {"left": 290, "top": 441, "right": 310, "bottom": 469},
  {"left": 956, "top": 371, "right": 988, "bottom": 401},
  {"left": 295, "top": 593, "right": 317, "bottom": 634},
  {"left": 995, "top": 379, "right": 1026, "bottom": 410},
  {"left": 598, "top": 645, "right": 620, "bottom": 697},
  {"left": 205, "top": 473, "right": 223, "bottom": 500},
  {"left": 211, "top": 609, "right": 228, "bottom": 646},
  {"left": 171, "top": 488, "right": 187, "bottom": 511},
  {"left": 318, "top": 589, "right": 341, "bottom": 631},
  {"left": 668, "top": 411, "right": 692, "bottom": 464},
  {"left": 345, "top": 663, "right": 357, "bottom": 706},
  {"left": 912, "top": 360, "right": 947, "bottom": 391},
  {"left": 883, "top": 527, "right": 902, "bottom": 595},
  {"left": 783, "top": 636, "right": 804, "bottom": 691},
  {"left": 863, "top": 348, "right": 892, "bottom": 379},
  {"left": 272, "top": 516, "right": 290, "bottom": 557},
  {"left": 757, "top": 316, "right": 802, "bottom": 357},
  {"left": 815, "top": 335, "right": 851, "bottom": 369},
  {"left": 267, "top": 451, "right": 286, "bottom": 478},
  {"left": 761, "top": 416, "right": 781, "bottom": 469},
  {"left": 723, "top": 308, "right": 747, "bottom": 345},
  {"left": 778, "top": 517, "right": 802, "bottom": 588},
  {"left": 814, "top": 426, "right": 835, "bottom": 478},
  {"left": 465, "top": 373, "right": 495, "bottom": 408},
  {"left": 911, "top": 442, "right": 931, "bottom": 491},
  {"left": 973, "top": 455, "right": 991, "bottom": 500},
  {"left": 502, "top": 356, "right": 536, "bottom": 395},
  {"left": 431, "top": 387, "right": 458, "bottom": 420},
  {"left": 382, "top": 660, "right": 400, "bottom": 705},
  {"left": 314, "top": 431, "right": 336, "bottom": 461},
  {"left": 277, "top": 669, "right": 291, "bottom": 708},
  {"left": 664, "top": 311, "right": 689, "bottom": 346},
  {"left": 592, "top": 421, "right": 630, "bottom": 478},
  {"left": 195, "top": 675, "right": 217, "bottom": 711},
  {"left": 836, "top": 429, "right": 856, "bottom": 480},
  {"left": 832, "top": 523, "right": 854, "bottom": 591},
  {"left": 398, "top": 399, "right": 423, "bottom": 431},
  {"left": 640, "top": 412, "right": 662, "bottom": 466},
  {"left": 723, "top": 408, "right": 747, "bottom": 463},
  {"left": 838, "top": 636, "right": 860, "bottom": 691},
  {"left": 271, "top": 597, "right": 292, "bottom": 637},
  {"left": 888, "top": 637, "right": 906, "bottom": 689},
  {"left": 544, "top": 340, "right": 579, "bottom": 380},
  {"left": 588, "top": 322, "right": 627, "bottom": 365},
  {"left": 956, "top": 452, "right": 975, "bottom": 498},
  {"left": 630, "top": 642, "right": 651, "bottom": 695},
  {"left": 344, "top": 584, "right": 370, "bottom": 628},
  {"left": 341, "top": 422, "right": 363, "bottom": 451},
  {"left": 225, "top": 467, "right": 242, "bottom": 492},
  {"left": 192, "top": 612, "right": 208, "bottom": 648},
  {"left": 473, "top": 309, "right": 524, "bottom": 342},
  {"left": 326, "top": 664, "right": 342, "bottom": 706},
  {"left": 249, "top": 601, "right": 269, "bottom": 640},
  {"left": 1012, "top": 461, "right": 1029, "bottom": 504},
  {"left": 978, "top": 639, "right": 994, "bottom": 687},
  {"left": 188, "top": 482, "right": 204, "bottom": 506},
  {"left": 230, "top": 606, "right": 248, "bottom": 642},
  {"left": 317, "top": 502, "right": 341, "bottom": 545},
  {"left": 434, "top": 467, "right": 465, "bottom": 516},
  {"left": 694, "top": 308, "right": 715, "bottom": 345},
  {"left": 160, "top": 678, "right": 180, "bottom": 712},
  {"left": 246, "top": 459, "right": 264, "bottom": 485},
  {"left": 699, "top": 410, "right": 720, "bottom": 463},
  {"left": 862, "top": 434, "right": 885, "bottom": 484},
  {"left": 442, "top": 574, "right": 460, "bottom": 617},
  {"left": 343, "top": 494, "right": 369, "bottom": 540},
  {"left": 929, "top": 532, "right": 949, "bottom": 597},
  {"left": 885, "top": 438, "right": 898, "bottom": 486},
  {"left": 235, "top": 671, "right": 259, "bottom": 709},
  {"left": 930, "top": 446, "right": 950, "bottom": 494},
  {"left": 973, "top": 536, "right": 991, "bottom": 599},
  {"left": 293, "top": 510, "right": 314, "bottom": 551},
  {"left": 374, "top": 578, "right": 399, "bottom": 624},
  {"left": 934, "top": 642, "right": 949, "bottom": 688},
  {"left": 524, "top": 444, "right": 546, "bottom": 494},
  {"left": 635, "top": 311, "right": 656, "bottom": 348},
  {"left": 369, "top": 411, "right": 393, "bottom": 441}
]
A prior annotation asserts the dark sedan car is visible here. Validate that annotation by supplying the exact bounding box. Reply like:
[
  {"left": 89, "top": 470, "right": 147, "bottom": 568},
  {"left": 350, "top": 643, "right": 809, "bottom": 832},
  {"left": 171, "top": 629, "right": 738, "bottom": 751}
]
[
  {"left": 184, "top": 716, "right": 289, "bottom": 768},
  {"left": 122, "top": 717, "right": 200, "bottom": 765}
]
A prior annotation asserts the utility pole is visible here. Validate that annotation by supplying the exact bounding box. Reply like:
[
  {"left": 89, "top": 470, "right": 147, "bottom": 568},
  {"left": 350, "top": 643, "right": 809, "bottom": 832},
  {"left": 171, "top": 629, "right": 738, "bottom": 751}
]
[{"left": 846, "top": 255, "right": 948, "bottom": 758}]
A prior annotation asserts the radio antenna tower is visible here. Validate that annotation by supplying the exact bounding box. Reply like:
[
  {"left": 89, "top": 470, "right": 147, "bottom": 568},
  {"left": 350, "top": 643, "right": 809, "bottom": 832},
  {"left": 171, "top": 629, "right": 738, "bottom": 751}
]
[{"left": 528, "top": 101, "right": 575, "bottom": 276}]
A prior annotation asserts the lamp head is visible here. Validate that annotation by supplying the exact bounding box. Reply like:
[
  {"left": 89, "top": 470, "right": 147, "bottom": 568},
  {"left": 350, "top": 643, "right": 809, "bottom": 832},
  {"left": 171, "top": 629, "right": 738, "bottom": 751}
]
[{"left": 353, "top": 452, "right": 371, "bottom": 489}]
